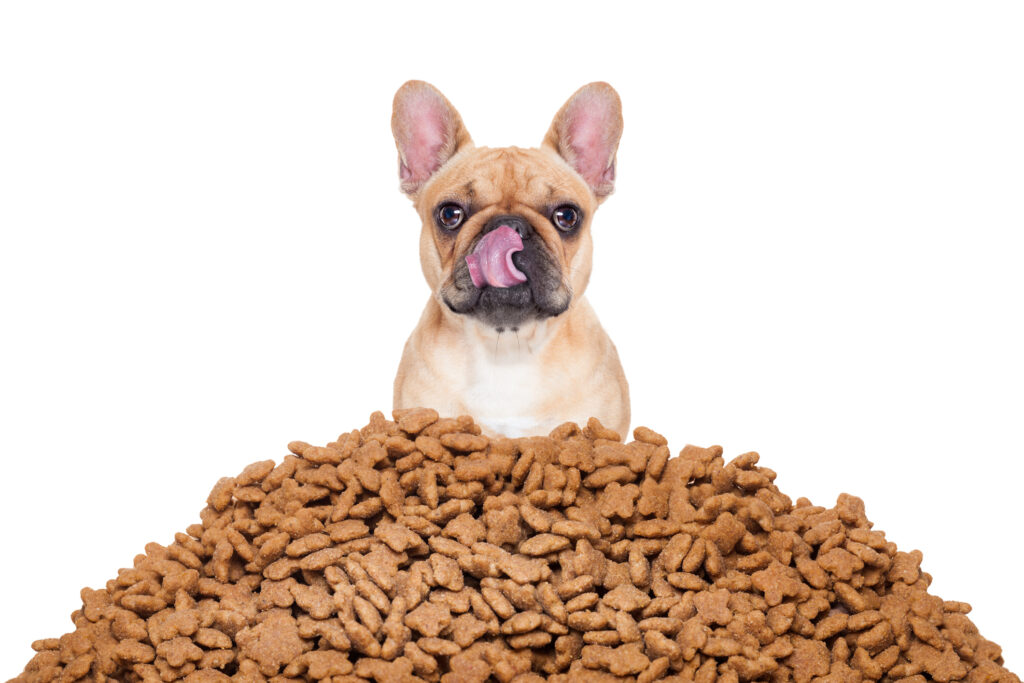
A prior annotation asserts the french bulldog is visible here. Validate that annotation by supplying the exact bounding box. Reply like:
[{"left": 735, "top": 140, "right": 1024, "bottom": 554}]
[{"left": 391, "top": 80, "right": 629, "bottom": 438}]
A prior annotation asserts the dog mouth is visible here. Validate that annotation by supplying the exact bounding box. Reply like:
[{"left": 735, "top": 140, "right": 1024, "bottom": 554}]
[{"left": 441, "top": 245, "right": 571, "bottom": 329}]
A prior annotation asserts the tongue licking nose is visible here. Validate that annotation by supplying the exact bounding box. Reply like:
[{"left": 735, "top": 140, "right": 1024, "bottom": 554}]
[{"left": 465, "top": 225, "right": 528, "bottom": 289}]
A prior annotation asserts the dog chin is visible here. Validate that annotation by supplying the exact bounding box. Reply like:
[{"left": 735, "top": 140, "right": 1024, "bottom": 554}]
[
  {"left": 441, "top": 282, "right": 571, "bottom": 331},
  {"left": 476, "top": 284, "right": 571, "bottom": 330}
]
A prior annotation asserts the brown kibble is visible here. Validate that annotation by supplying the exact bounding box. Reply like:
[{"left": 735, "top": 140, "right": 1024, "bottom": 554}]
[
  {"left": 404, "top": 601, "right": 452, "bottom": 638},
  {"left": 682, "top": 536, "right": 707, "bottom": 573},
  {"left": 702, "top": 512, "right": 745, "bottom": 553},
  {"left": 298, "top": 546, "right": 344, "bottom": 571},
  {"left": 120, "top": 595, "right": 166, "bottom": 614},
  {"left": 236, "top": 459, "right": 276, "bottom": 487},
  {"left": 703, "top": 635, "right": 743, "bottom": 657},
  {"left": 430, "top": 553, "right": 464, "bottom": 591},
  {"left": 858, "top": 619, "right": 894, "bottom": 654},
  {"left": 659, "top": 533, "right": 693, "bottom": 572},
  {"left": 500, "top": 610, "right": 543, "bottom": 634},
  {"left": 402, "top": 640, "right": 437, "bottom": 676},
  {"left": 813, "top": 611, "right": 849, "bottom": 639},
  {"left": 442, "top": 432, "right": 489, "bottom": 453},
  {"left": 584, "top": 417, "right": 621, "bottom": 442},
  {"left": 157, "top": 636, "right": 204, "bottom": 668},
  {"left": 302, "top": 445, "right": 344, "bottom": 464},
  {"left": 396, "top": 407, "right": 439, "bottom": 434},
  {"left": 693, "top": 588, "right": 732, "bottom": 626},
  {"left": 836, "top": 493, "right": 868, "bottom": 526},
  {"left": 193, "top": 628, "right": 232, "bottom": 650},
  {"left": 633, "top": 426, "right": 668, "bottom": 447},
  {"left": 557, "top": 574, "right": 595, "bottom": 600},
  {"left": 787, "top": 638, "right": 831, "bottom": 683},
  {"left": 341, "top": 623, "right": 378, "bottom": 659},
  {"left": 632, "top": 519, "right": 679, "bottom": 538},
  {"left": 595, "top": 482, "right": 640, "bottom": 521},
  {"left": 9, "top": 411, "right": 1020, "bottom": 683},
  {"left": 585, "top": 466, "right": 635, "bottom": 488},
  {"left": 508, "top": 630, "right": 553, "bottom": 649},
  {"left": 889, "top": 549, "right": 923, "bottom": 584},
  {"left": 519, "top": 533, "right": 570, "bottom": 555},
  {"left": 206, "top": 477, "right": 235, "bottom": 512},
  {"left": 550, "top": 519, "right": 599, "bottom": 540},
  {"left": 450, "top": 613, "right": 489, "bottom": 648},
  {"left": 484, "top": 505, "right": 523, "bottom": 546},
  {"left": 751, "top": 561, "right": 806, "bottom": 606},
  {"left": 235, "top": 610, "right": 307, "bottom": 674},
  {"left": 818, "top": 547, "right": 865, "bottom": 581},
  {"left": 603, "top": 584, "right": 651, "bottom": 612},
  {"left": 114, "top": 639, "right": 156, "bottom": 663},
  {"left": 328, "top": 519, "right": 370, "bottom": 543},
  {"left": 416, "top": 636, "right": 462, "bottom": 657},
  {"left": 444, "top": 513, "right": 486, "bottom": 547},
  {"left": 568, "top": 610, "right": 608, "bottom": 631},
  {"left": 834, "top": 581, "right": 872, "bottom": 612},
  {"left": 564, "top": 591, "right": 599, "bottom": 613},
  {"left": 62, "top": 653, "right": 94, "bottom": 681},
  {"left": 415, "top": 435, "right": 448, "bottom": 462},
  {"left": 285, "top": 650, "right": 353, "bottom": 678},
  {"left": 795, "top": 555, "right": 829, "bottom": 589},
  {"left": 677, "top": 617, "right": 709, "bottom": 657},
  {"left": 583, "top": 629, "right": 620, "bottom": 646},
  {"left": 284, "top": 532, "right": 331, "bottom": 557}
]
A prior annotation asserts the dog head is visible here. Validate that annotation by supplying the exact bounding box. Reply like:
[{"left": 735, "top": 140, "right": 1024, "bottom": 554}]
[{"left": 391, "top": 81, "right": 623, "bottom": 332}]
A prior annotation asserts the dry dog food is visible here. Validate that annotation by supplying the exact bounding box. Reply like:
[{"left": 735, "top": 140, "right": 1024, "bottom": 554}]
[{"left": 10, "top": 409, "right": 1019, "bottom": 682}]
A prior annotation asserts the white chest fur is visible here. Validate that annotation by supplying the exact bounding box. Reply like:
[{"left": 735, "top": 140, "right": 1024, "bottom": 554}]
[
  {"left": 397, "top": 303, "right": 625, "bottom": 439},
  {"left": 460, "top": 325, "right": 552, "bottom": 438}
]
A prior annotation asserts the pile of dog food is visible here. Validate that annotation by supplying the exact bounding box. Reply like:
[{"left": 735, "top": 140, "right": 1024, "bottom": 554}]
[{"left": 11, "top": 409, "right": 1019, "bottom": 682}]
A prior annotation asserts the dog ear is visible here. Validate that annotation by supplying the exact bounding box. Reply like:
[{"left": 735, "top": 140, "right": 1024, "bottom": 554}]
[
  {"left": 391, "top": 81, "right": 473, "bottom": 195},
  {"left": 542, "top": 82, "right": 623, "bottom": 198}
]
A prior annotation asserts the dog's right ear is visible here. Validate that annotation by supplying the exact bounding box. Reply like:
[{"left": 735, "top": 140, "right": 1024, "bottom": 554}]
[{"left": 391, "top": 81, "right": 473, "bottom": 196}]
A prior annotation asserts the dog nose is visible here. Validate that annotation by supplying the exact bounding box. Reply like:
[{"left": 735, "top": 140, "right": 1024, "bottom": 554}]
[{"left": 483, "top": 215, "right": 532, "bottom": 240}]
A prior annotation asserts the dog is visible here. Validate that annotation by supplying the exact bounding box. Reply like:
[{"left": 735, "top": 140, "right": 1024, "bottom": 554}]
[{"left": 390, "top": 80, "right": 629, "bottom": 439}]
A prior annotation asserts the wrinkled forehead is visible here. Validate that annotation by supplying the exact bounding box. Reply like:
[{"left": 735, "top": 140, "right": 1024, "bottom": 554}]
[{"left": 422, "top": 147, "right": 592, "bottom": 212}]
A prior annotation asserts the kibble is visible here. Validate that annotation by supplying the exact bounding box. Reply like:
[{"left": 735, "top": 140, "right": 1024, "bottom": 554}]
[{"left": 9, "top": 409, "right": 1020, "bottom": 682}]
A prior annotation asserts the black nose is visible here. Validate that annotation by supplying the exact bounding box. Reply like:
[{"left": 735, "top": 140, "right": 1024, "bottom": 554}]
[{"left": 482, "top": 215, "right": 533, "bottom": 240}]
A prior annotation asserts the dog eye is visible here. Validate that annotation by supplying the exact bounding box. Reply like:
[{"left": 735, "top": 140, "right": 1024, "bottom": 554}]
[
  {"left": 552, "top": 205, "right": 581, "bottom": 231},
  {"left": 436, "top": 203, "right": 465, "bottom": 230}
]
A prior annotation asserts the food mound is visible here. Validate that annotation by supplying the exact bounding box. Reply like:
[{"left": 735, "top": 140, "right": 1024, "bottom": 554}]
[{"left": 10, "top": 410, "right": 1019, "bottom": 683}]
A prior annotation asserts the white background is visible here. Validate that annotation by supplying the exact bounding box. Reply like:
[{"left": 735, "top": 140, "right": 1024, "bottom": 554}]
[{"left": 2, "top": 1, "right": 1022, "bottom": 675}]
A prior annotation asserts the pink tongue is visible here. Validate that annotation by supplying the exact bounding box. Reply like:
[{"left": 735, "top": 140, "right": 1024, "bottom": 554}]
[{"left": 465, "top": 225, "right": 528, "bottom": 288}]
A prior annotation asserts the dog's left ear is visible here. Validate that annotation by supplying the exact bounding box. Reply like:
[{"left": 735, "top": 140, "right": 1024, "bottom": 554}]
[
  {"left": 542, "top": 82, "right": 623, "bottom": 199},
  {"left": 392, "top": 81, "right": 473, "bottom": 196}
]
